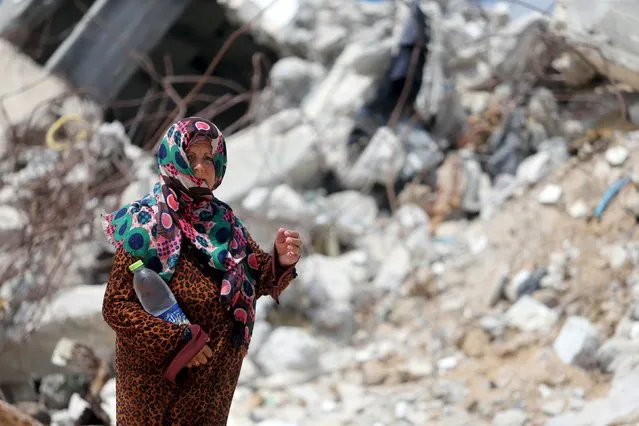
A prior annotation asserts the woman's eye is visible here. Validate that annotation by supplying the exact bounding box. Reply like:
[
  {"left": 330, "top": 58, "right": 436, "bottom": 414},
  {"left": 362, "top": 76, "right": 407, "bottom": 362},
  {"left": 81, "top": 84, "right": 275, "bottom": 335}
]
[{"left": 206, "top": 157, "right": 214, "bottom": 163}]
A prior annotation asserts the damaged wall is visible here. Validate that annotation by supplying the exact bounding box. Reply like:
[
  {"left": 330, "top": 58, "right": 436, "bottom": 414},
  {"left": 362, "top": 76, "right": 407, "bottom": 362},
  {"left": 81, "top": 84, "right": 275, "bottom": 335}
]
[
  {"left": 107, "top": 0, "right": 280, "bottom": 145},
  {"left": 3, "top": 0, "right": 279, "bottom": 145}
]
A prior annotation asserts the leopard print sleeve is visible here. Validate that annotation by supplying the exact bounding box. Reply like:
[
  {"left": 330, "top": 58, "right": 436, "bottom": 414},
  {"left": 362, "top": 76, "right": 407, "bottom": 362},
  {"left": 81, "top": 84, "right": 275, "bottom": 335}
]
[
  {"left": 247, "top": 233, "right": 298, "bottom": 302},
  {"left": 102, "top": 247, "right": 189, "bottom": 366}
]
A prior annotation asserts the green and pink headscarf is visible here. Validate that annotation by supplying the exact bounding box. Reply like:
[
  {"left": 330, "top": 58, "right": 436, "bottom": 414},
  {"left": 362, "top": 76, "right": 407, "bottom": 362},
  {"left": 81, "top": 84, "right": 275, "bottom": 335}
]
[{"left": 102, "top": 117, "right": 259, "bottom": 348}]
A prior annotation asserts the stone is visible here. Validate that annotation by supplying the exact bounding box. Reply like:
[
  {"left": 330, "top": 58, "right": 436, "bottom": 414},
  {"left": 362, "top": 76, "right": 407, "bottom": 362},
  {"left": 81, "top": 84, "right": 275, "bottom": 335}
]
[
  {"left": 373, "top": 245, "right": 411, "bottom": 291},
  {"left": 303, "top": 43, "right": 376, "bottom": 121},
  {"left": 553, "top": 316, "right": 601, "bottom": 369},
  {"left": 568, "top": 200, "right": 589, "bottom": 219},
  {"left": 384, "top": 203, "right": 432, "bottom": 256},
  {"left": 312, "top": 25, "right": 348, "bottom": 61},
  {"left": 244, "top": 184, "right": 317, "bottom": 225},
  {"left": 605, "top": 145, "right": 629, "bottom": 166},
  {"left": 516, "top": 151, "right": 551, "bottom": 185},
  {"left": 541, "top": 398, "right": 566, "bottom": 416},
  {"left": 480, "top": 315, "right": 506, "bottom": 338},
  {"left": 398, "top": 124, "right": 444, "bottom": 182},
  {"left": 294, "top": 254, "right": 354, "bottom": 303},
  {"left": 350, "top": 38, "right": 394, "bottom": 77},
  {"left": 269, "top": 56, "right": 326, "bottom": 106},
  {"left": 459, "top": 150, "right": 484, "bottom": 214},
  {"left": 437, "top": 356, "right": 458, "bottom": 372},
  {"left": 505, "top": 295, "right": 559, "bottom": 333},
  {"left": 310, "top": 302, "right": 357, "bottom": 342},
  {"left": 0, "top": 205, "right": 27, "bottom": 231},
  {"left": 492, "top": 408, "right": 528, "bottom": 426},
  {"left": 399, "top": 358, "right": 434, "bottom": 380},
  {"left": 601, "top": 244, "right": 629, "bottom": 270},
  {"left": 483, "top": 263, "right": 510, "bottom": 307},
  {"left": 561, "top": 119, "right": 585, "bottom": 140},
  {"left": 528, "top": 89, "right": 559, "bottom": 138},
  {"left": 325, "top": 191, "right": 378, "bottom": 244},
  {"left": 508, "top": 268, "right": 546, "bottom": 301},
  {"left": 481, "top": 174, "right": 519, "bottom": 220},
  {"left": 538, "top": 184, "right": 563, "bottom": 205},
  {"left": 214, "top": 109, "right": 322, "bottom": 204},
  {"left": 505, "top": 269, "right": 531, "bottom": 302},
  {"left": 222, "top": 0, "right": 302, "bottom": 48},
  {"left": 489, "top": 15, "right": 548, "bottom": 80},
  {"left": 538, "top": 137, "right": 570, "bottom": 168},
  {"left": 341, "top": 126, "right": 406, "bottom": 189},
  {"left": 254, "top": 327, "right": 320, "bottom": 376}
]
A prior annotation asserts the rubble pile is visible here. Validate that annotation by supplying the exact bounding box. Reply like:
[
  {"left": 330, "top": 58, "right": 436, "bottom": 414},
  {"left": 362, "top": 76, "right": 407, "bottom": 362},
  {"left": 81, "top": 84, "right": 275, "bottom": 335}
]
[{"left": 3, "top": 0, "right": 639, "bottom": 425}]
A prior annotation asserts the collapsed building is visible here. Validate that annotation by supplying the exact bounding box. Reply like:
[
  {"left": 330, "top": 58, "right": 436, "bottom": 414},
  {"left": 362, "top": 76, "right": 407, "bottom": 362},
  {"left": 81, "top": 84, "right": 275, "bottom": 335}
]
[{"left": 2, "top": 0, "right": 639, "bottom": 425}]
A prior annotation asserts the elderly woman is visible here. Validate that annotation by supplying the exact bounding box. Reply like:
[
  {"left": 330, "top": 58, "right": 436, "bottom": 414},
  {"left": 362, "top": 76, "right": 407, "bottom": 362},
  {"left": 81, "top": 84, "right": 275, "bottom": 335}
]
[{"left": 101, "top": 117, "right": 301, "bottom": 426}]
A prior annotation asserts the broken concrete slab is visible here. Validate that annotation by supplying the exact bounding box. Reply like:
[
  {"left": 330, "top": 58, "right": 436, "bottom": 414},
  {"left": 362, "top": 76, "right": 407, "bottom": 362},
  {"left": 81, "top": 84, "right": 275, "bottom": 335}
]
[
  {"left": 505, "top": 295, "right": 559, "bottom": 333},
  {"left": 551, "top": 0, "right": 639, "bottom": 90},
  {"left": 214, "top": 108, "right": 322, "bottom": 205},
  {"left": 553, "top": 316, "right": 600, "bottom": 369},
  {"left": 302, "top": 42, "right": 377, "bottom": 122},
  {"left": 0, "top": 285, "right": 114, "bottom": 382}
]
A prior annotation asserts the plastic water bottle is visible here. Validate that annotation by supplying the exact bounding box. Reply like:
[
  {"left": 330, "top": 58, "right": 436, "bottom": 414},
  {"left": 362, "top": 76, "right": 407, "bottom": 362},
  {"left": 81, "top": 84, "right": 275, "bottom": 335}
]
[{"left": 129, "top": 260, "right": 190, "bottom": 325}]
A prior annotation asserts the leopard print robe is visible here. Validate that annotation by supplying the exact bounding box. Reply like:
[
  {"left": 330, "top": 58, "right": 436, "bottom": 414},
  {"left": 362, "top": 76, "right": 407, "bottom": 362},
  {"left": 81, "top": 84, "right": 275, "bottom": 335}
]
[{"left": 102, "top": 235, "right": 297, "bottom": 426}]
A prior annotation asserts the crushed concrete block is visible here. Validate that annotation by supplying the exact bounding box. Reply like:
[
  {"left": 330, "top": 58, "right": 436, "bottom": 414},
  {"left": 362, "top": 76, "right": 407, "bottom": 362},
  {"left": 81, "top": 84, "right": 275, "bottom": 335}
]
[
  {"left": 553, "top": 316, "right": 600, "bottom": 369},
  {"left": 505, "top": 295, "right": 559, "bottom": 333}
]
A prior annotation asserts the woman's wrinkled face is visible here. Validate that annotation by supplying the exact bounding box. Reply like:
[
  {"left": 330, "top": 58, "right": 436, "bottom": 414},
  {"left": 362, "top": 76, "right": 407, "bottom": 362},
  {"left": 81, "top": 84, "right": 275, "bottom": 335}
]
[{"left": 186, "top": 137, "right": 216, "bottom": 189}]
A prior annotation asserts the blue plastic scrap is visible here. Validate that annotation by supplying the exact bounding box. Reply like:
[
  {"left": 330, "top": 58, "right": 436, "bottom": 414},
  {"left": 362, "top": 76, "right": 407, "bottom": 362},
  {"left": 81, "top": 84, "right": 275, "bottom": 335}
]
[{"left": 594, "top": 175, "right": 632, "bottom": 219}]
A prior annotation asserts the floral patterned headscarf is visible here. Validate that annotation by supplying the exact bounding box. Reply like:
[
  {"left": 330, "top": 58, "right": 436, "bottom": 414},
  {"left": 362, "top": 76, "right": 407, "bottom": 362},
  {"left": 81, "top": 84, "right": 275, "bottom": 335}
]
[{"left": 102, "top": 117, "right": 259, "bottom": 348}]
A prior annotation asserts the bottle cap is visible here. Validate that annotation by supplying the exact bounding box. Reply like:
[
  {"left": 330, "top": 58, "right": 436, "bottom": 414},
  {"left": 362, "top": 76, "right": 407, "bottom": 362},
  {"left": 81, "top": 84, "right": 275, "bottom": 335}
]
[{"left": 129, "top": 260, "right": 145, "bottom": 272}]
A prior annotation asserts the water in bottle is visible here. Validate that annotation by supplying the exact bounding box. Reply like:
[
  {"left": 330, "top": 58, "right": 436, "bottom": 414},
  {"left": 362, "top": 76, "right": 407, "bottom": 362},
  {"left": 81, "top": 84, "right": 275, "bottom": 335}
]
[{"left": 129, "top": 260, "right": 190, "bottom": 325}]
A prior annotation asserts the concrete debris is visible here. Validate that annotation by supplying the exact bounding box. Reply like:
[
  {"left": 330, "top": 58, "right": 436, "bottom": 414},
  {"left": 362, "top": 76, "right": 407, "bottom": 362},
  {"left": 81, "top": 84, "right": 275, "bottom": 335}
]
[
  {"left": 538, "top": 184, "right": 563, "bottom": 205},
  {"left": 553, "top": 316, "right": 601, "bottom": 369},
  {"left": 505, "top": 295, "right": 559, "bottom": 333},
  {"left": 4, "top": 0, "right": 639, "bottom": 424},
  {"left": 605, "top": 145, "right": 629, "bottom": 167},
  {"left": 551, "top": 0, "right": 639, "bottom": 90}
]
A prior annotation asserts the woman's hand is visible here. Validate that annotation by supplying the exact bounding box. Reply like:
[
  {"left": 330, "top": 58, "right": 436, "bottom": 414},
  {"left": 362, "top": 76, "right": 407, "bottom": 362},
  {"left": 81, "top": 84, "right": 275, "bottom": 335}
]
[
  {"left": 275, "top": 228, "right": 302, "bottom": 266},
  {"left": 186, "top": 344, "right": 213, "bottom": 368}
]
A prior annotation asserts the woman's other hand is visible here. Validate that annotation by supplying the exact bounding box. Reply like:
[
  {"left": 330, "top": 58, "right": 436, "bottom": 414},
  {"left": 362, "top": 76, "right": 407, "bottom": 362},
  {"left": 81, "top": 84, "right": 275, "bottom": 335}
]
[
  {"left": 275, "top": 228, "right": 302, "bottom": 266},
  {"left": 186, "top": 343, "right": 213, "bottom": 368}
]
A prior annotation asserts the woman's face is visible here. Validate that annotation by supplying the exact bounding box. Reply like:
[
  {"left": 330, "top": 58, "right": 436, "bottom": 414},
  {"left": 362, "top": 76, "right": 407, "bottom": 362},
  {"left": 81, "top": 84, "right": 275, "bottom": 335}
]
[{"left": 186, "top": 138, "right": 216, "bottom": 189}]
